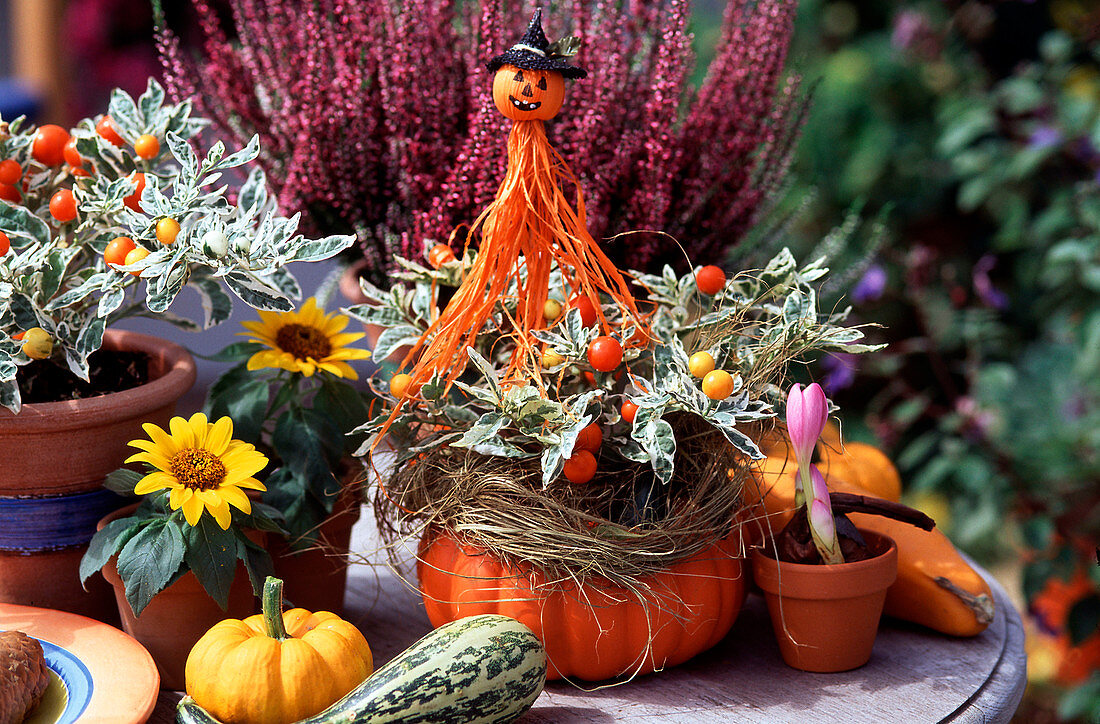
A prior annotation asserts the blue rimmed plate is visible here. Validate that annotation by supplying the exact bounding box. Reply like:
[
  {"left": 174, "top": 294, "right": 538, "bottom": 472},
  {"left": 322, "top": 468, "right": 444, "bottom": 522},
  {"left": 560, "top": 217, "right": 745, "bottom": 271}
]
[{"left": 0, "top": 603, "right": 158, "bottom": 723}]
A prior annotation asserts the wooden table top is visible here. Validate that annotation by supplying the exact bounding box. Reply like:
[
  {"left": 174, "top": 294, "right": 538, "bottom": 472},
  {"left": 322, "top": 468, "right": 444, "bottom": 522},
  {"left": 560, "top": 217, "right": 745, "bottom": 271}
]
[{"left": 151, "top": 510, "right": 1027, "bottom": 723}]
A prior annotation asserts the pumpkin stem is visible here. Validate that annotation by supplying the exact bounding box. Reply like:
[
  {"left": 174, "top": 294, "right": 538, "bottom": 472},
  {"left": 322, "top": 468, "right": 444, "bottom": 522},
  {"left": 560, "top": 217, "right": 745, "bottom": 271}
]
[{"left": 262, "top": 576, "right": 289, "bottom": 640}]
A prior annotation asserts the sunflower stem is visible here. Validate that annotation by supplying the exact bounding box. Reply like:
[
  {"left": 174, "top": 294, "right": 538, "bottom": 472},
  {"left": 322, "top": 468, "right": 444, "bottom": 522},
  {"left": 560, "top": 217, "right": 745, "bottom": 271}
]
[{"left": 261, "top": 576, "right": 289, "bottom": 640}]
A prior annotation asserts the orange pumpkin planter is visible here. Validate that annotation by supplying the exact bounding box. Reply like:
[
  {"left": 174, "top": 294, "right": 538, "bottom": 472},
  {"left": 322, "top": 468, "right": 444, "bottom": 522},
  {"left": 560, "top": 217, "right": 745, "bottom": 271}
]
[{"left": 417, "top": 531, "right": 746, "bottom": 681}]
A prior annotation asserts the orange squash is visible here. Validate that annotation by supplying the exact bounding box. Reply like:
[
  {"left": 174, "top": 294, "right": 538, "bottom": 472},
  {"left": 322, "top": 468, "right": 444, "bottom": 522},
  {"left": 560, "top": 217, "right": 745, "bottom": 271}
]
[
  {"left": 417, "top": 531, "right": 746, "bottom": 681},
  {"left": 185, "top": 577, "right": 373, "bottom": 724},
  {"left": 741, "top": 451, "right": 993, "bottom": 637}
]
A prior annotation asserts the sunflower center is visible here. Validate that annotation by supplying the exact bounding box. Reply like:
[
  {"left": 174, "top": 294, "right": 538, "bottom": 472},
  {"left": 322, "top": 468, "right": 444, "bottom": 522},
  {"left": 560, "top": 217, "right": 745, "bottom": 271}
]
[
  {"left": 170, "top": 448, "right": 227, "bottom": 491},
  {"left": 275, "top": 323, "right": 332, "bottom": 360}
]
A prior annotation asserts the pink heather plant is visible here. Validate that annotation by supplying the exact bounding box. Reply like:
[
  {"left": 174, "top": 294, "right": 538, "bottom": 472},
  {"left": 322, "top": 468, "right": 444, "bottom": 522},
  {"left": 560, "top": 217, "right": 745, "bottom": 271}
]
[
  {"left": 156, "top": 0, "right": 803, "bottom": 286},
  {"left": 786, "top": 382, "right": 843, "bottom": 564}
]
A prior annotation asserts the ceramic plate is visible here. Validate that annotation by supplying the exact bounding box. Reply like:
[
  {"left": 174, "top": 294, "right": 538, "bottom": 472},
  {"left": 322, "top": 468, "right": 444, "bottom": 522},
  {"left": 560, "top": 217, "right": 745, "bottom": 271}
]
[{"left": 0, "top": 603, "right": 159, "bottom": 724}]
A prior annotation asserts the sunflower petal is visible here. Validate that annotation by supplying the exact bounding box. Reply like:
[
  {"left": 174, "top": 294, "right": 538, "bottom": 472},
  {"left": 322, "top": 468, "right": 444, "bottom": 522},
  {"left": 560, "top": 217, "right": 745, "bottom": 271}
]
[
  {"left": 169, "top": 416, "right": 196, "bottom": 449},
  {"left": 205, "top": 416, "right": 234, "bottom": 456},
  {"left": 139, "top": 422, "right": 178, "bottom": 455},
  {"left": 233, "top": 476, "right": 267, "bottom": 491},
  {"left": 220, "top": 485, "right": 252, "bottom": 513},
  {"left": 205, "top": 497, "right": 232, "bottom": 530},
  {"left": 182, "top": 493, "right": 205, "bottom": 526},
  {"left": 134, "top": 471, "right": 177, "bottom": 495},
  {"left": 169, "top": 485, "right": 192, "bottom": 510},
  {"left": 125, "top": 451, "right": 173, "bottom": 470}
]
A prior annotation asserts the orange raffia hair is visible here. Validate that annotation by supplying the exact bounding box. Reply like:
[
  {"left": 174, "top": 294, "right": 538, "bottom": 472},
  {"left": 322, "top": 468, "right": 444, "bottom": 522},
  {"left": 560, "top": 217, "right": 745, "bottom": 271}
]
[{"left": 398, "top": 117, "right": 649, "bottom": 389}]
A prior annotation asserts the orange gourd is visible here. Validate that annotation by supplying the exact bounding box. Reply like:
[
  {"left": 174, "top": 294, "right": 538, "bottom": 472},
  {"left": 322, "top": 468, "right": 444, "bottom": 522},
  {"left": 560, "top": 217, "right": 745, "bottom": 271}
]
[
  {"left": 846, "top": 512, "right": 993, "bottom": 637},
  {"left": 817, "top": 441, "right": 902, "bottom": 502},
  {"left": 741, "top": 450, "right": 993, "bottom": 637},
  {"left": 417, "top": 531, "right": 746, "bottom": 681},
  {"left": 493, "top": 65, "right": 565, "bottom": 122},
  {"left": 185, "top": 577, "right": 373, "bottom": 724}
]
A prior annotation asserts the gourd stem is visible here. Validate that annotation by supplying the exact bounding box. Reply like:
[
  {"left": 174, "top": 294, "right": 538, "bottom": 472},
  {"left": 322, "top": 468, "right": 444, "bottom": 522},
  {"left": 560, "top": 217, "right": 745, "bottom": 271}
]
[{"left": 262, "top": 576, "right": 289, "bottom": 640}]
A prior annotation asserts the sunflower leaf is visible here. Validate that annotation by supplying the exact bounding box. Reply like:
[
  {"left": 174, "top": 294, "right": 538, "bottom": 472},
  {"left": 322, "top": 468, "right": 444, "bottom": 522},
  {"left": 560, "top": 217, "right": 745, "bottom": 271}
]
[
  {"left": 79, "top": 517, "right": 145, "bottom": 584},
  {"left": 184, "top": 516, "right": 238, "bottom": 610},
  {"left": 104, "top": 468, "right": 144, "bottom": 496},
  {"left": 117, "top": 518, "right": 186, "bottom": 616},
  {"left": 236, "top": 532, "right": 274, "bottom": 597}
]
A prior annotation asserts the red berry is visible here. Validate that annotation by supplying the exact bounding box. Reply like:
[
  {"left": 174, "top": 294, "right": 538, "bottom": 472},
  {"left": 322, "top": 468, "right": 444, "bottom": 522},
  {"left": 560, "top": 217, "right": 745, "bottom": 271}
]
[
  {"left": 124, "top": 173, "right": 146, "bottom": 212},
  {"left": 587, "top": 336, "right": 623, "bottom": 372},
  {"left": 570, "top": 294, "right": 597, "bottom": 327},
  {"left": 575, "top": 422, "right": 603, "bottom": 452},
  {"left": 695, "top": 265, "right": 726, "bottom": 295},
  {"left": 621, "top": 400, "right": 638, "bottom": 424},
  {"left": 427, "top": 243, "right": 456, "bottom": 268},
  {"left": 563, "top": 450, "right": 597, "bottom": 484},
  {"left": 32, "top": 125, "right": 70, "bottom": 167},
  {"left": 63, "top": 137, "right": 84, "bottom": 169},
  {"left": 0, "top": 160, "right": 21, "bottom": 185},
  {"left": 96, "top": 116, "right": 125, "bottom": 147},
  {"left": 0, "top": 231, "right": 9, "bottom": 256},
  {"left": 49, "top": 189, "right": 77, "bottom": 223},
  {"left": 0, "top": 184, "right": 19, "bottom": 203}
]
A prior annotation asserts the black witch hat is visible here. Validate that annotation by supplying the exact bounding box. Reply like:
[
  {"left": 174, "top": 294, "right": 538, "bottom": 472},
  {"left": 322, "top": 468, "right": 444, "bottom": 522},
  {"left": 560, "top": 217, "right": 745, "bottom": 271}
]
[{"left": 487, "top": 9, "right": 587, "bottom": 79}]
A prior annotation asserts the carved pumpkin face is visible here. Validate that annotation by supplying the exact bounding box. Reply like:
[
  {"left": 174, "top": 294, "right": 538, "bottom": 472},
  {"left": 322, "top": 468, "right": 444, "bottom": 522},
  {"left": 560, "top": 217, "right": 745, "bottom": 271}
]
[{"left": 493, "top": 64, "right": 565, "bottom": 121}]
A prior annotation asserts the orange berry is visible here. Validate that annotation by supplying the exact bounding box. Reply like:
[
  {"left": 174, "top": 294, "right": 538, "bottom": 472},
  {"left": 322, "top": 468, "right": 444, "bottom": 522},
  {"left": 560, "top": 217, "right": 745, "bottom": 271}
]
[
  {"left": 104, "top": 236, "right": 137, "bottom": 267},
  {"left": 427, "top": 243, "right": 456, "bottom": 268},
  {"left": 575, "top": 422, "right": 603, "bottom": 452},
  {"left": 134, "top": 134, "right": 160, "bottom": 160},
  {"left": 563, "top": 450, "right": 597, "bottom": 484},
  {"left": 63, "top": 137, "right": 84, "bottom": 169},
  {"left": 688, "top": 351, "right": 715, "bottom": 378},
  {"left": 702, "top": 369, "right": 735, "bottom": 400},
  {"left": 621, "top": 400, "right": 639, "bottom": 424},
  {"left": 123, "top": 246, "right": 150, "bottom": 276},
  {"left": 390, "top": 373, "right": 418, "bottom": 398},
  {"left": 156, "top": 217, "right": 181, "bottom": 246},
  {"left": 0, "top": 231, "right": 9, "bottom": 256},
  {"left": 0, "top": 184, "right": 19, "bottom": 203},
  {"left": 49, "top": 189, "right": 78, "bottom": 223},
  {"left": 0, "top": 160, "right": 21, "bottom": 185}
]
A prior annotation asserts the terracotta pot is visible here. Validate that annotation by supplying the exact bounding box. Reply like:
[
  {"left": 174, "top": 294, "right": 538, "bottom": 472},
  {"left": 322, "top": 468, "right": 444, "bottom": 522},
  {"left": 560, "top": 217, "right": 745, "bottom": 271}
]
[
  {"left": 269, "top": 487, "right": 362, "bottom": 614},
  {"left": 0, "top": 330, "right": 196, "bottom": 622},
  {"left": 418, "top": 531, "right": 747, "bottom": 681},
  {"left": 751, "top": 529, "right": 898, "bottom": 673},
  {"left": 97, "top": 504, "right": 261, "bottom": 690}
]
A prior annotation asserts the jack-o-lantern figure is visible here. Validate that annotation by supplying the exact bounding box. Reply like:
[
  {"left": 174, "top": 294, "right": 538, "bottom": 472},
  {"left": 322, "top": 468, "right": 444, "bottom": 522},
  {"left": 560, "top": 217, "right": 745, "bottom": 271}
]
[
  {"left": 493, "top": 65, "right": 565, "bottom": 121},
  {"left": 381, "top": 9, "right": 647, "bottom": 420},
  {"left": 487, "top": 9, "right": 585, "bottom": 121}
]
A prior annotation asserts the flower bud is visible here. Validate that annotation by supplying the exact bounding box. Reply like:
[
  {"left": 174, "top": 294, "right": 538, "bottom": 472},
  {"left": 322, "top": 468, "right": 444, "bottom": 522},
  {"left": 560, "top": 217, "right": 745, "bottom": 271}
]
[{"left": 202, "top": 229, "right": 229, "bottom": 258}]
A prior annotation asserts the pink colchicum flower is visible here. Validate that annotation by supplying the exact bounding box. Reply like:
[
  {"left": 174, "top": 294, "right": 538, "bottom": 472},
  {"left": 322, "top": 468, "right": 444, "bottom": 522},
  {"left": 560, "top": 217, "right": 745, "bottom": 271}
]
[
  {"left": 808, "top": 465, "right": 843, "bottom": 564},
  {"left": 786, "top": 383, "right": 843, "bottom": 563},
  {"left": 786, "top": 382, "right": 828, "bottom": 492}
]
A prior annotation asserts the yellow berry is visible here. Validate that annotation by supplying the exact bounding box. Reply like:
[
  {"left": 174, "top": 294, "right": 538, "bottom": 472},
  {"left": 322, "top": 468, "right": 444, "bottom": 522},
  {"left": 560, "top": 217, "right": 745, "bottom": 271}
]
[
  {"left": 543, "top": 299, "right": 563, "bottom": 321},
  {"left": 156, "top": 217, "right": 181, "bottom": 245},
  {"left": 123, "top": 246, "right": 150, "bottom": 276},
  {"left": 688, "top": 351, "right": 715, "bottom": 378},
  {"left": 21, "top": 327, "right": 53, "bottom": 360},
  {"left": 541, "top": 349, "right": 566, "bottom": 368},
  {"left": 390, "top": 373, "right": 415, "bottom": 398}
]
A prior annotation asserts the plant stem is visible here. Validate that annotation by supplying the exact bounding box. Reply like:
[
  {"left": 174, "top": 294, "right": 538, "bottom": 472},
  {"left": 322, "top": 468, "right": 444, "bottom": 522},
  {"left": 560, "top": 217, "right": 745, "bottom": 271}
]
[{"left": 261, "top": 576, "right": 289, "bottom": 640}]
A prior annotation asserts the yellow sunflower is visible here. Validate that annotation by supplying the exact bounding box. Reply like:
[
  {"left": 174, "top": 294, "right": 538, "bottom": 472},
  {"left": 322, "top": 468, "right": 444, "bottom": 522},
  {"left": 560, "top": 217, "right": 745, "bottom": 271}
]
[
  {"left": 126, "top": 413, "right": 268, "bottom": 530},
  {"left": 238, "top": 297, "right": 370, "bottom": 379}
]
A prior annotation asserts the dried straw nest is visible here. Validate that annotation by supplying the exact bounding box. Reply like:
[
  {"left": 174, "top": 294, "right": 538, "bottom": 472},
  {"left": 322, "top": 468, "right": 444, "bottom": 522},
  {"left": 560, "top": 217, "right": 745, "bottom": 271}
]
[{"left": 373, "top": 413, "right": 779, "bottom": 591}]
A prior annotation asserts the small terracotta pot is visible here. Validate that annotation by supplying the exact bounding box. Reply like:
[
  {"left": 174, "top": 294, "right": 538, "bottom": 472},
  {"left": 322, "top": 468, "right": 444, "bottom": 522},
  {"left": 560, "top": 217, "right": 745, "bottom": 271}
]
[
  {"left": 269, "top": 486, "right": 362, "bottom": 614},
  {"left": 0, "top": 330, "right": 196, "bottom": 622},
  {"left": 97, "top": 504, "right": 261, "bottom": 690},
  {"left": 751, "top": 529, "right": 898, "bottom": 673}
]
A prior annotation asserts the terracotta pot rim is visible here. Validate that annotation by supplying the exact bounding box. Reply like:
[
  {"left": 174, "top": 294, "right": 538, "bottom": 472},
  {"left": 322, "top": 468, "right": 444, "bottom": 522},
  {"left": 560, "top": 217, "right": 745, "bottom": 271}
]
[
  {"left": 751, "top": 529, "right": 898, "bottom": 599},
  {"left": 0, "top": 330, "right": 196, "bottom": 429}
]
